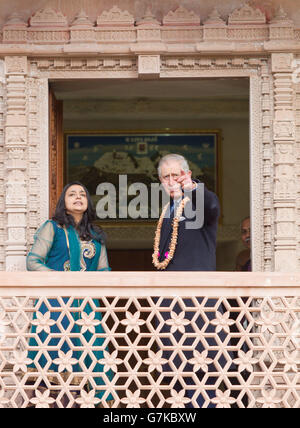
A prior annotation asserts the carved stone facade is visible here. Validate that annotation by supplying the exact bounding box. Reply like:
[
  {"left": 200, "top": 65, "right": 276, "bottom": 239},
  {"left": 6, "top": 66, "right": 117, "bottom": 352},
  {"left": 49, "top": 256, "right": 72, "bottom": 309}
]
[
  {"left": 4, "top": 56, "right": 28, "bottom": 272},
  {"left": 0, "top": 3, "right": 299, "bottom": 272}
]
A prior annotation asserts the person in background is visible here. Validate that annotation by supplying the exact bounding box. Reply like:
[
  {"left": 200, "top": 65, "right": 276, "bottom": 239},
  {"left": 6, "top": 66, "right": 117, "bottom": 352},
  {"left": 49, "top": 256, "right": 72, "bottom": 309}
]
[{"left": 235, "top": 216, "right": 251, "bottom": 271}]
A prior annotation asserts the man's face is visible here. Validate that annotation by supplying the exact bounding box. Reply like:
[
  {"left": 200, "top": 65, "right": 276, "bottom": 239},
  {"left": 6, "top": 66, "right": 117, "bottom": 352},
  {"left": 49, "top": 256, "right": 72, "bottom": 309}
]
[
  {"left": 159, "top": 160, "right": 190, "bottom": 199},
  {"left": 241, "top": 217, "right": 250, "bottom": 249}
]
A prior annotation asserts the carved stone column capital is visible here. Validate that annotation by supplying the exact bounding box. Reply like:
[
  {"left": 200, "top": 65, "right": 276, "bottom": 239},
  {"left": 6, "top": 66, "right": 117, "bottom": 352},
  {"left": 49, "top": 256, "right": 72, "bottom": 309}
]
[
  {"left": 4, "top": 56, "right": 27, "bottom": 75},
  {"left": 271, "top": 53, "right": 294, "bottom": 73}
]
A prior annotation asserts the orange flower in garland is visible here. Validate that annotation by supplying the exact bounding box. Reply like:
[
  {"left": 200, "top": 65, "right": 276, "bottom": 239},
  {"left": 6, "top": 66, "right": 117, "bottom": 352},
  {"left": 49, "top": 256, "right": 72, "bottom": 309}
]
[{"left": 152, "top": 197, "right": 190, "bottom": 270}]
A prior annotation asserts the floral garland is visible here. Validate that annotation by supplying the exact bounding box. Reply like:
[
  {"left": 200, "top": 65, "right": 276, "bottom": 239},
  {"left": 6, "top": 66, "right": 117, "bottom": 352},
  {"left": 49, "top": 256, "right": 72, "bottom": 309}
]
[{"left": 152, "top": 196, "right": 190, "bottom": 270}]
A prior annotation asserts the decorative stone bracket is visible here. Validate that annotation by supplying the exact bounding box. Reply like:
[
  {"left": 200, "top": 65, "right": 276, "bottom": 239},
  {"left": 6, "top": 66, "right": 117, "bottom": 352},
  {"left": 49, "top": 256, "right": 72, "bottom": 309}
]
[
  {"left": 138, "top": 55, "right": 160, "bottom": 79},
  {"left": 1, "top": 4, "right": 300, "bottom": 49}
]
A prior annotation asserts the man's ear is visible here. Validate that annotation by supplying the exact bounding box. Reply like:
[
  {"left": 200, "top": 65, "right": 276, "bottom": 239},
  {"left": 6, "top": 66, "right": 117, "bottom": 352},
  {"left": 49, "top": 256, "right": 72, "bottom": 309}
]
[{"left": 188, "top": 170, "right": 192, "bottom": 178}]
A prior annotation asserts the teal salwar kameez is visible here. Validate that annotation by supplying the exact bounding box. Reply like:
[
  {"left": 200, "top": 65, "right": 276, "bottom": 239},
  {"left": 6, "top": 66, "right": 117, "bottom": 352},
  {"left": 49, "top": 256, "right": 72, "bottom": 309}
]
[{"left": 27, "top": 220, "right": 112, "bottom": 402}]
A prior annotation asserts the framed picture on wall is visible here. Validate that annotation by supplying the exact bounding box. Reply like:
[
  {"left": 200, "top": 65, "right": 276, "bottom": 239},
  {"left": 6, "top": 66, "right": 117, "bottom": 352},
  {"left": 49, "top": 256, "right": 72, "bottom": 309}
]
[{"left": 64, "top": 130, "right": 221, "bottom": 224}]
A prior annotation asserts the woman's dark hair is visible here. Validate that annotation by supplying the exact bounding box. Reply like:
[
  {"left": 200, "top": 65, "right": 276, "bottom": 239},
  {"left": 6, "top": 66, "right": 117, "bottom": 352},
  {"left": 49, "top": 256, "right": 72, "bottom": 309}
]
[{"left": 52, "top": 181, "right": 105, "bottom": 243}]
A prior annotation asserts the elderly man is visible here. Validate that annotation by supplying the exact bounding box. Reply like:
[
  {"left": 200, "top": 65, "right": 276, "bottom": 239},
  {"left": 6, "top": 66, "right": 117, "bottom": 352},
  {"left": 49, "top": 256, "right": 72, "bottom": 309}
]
[
  {"left": 152, "top": 153, "right": 220, "bottom": 271},
  {"left": 152, "top": 154, "right": 222, "bottom": 408}
]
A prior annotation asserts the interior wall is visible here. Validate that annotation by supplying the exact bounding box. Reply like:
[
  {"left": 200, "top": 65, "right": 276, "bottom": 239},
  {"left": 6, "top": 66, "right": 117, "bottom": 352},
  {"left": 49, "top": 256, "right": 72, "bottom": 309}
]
[
  {"left": 63, "top": 115, "right": 250, "bottom": 227},
  {"left": 62, "top": 98, "right": 249, "bottom": 271}
]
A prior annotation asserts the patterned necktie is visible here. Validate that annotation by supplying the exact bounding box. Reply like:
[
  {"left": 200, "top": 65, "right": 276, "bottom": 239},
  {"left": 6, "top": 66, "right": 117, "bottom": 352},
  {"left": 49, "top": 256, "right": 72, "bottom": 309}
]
[{"left": 170, "top": 199, "right": 180, "bottom": 215}]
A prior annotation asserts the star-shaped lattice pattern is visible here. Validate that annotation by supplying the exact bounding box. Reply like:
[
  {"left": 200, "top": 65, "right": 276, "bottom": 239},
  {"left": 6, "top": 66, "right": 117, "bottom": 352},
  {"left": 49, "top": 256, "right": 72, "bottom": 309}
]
[{"left": 1, "top": 295, "right": 300, "bottom": 407}]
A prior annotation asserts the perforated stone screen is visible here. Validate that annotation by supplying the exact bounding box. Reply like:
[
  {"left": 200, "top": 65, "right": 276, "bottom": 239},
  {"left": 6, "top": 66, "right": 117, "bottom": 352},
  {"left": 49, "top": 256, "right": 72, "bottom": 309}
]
[{"left": 1, "top": 272, "right": 300, "bottom": 408}]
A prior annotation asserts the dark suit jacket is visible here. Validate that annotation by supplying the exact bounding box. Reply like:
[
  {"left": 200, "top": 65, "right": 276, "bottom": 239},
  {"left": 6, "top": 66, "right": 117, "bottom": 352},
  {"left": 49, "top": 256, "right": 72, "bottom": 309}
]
[
  {"left": 158, "top": 182, "right": 220, "bottom": 271},
  {"left": 156, "top": 184, "right": 225, "bottom": 405}
]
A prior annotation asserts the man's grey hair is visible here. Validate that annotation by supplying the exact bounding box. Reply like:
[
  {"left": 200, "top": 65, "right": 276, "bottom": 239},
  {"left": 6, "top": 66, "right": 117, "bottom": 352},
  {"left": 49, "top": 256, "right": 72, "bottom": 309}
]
[{"left": 157, "top": 154, "right": 190, "bottom": 177}]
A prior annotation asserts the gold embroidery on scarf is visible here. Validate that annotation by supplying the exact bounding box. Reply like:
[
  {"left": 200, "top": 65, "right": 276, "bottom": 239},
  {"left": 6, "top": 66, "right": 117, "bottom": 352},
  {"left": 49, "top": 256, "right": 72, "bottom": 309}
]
[
  {"left": 80, "top": 241, "right": 96, "bottom": 271},
  {"left": 63, "top": 260, "right": 70, "bottom": 271}
]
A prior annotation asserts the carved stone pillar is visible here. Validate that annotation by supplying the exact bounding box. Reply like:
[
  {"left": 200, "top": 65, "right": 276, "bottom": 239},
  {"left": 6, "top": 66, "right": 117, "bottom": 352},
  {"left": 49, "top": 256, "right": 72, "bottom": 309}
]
[
  {"left": 272, "top": 53, "right": 297, "bottom": 271},
  {"left": 4, "top": 56, "right": 28, "bottom": 271}
]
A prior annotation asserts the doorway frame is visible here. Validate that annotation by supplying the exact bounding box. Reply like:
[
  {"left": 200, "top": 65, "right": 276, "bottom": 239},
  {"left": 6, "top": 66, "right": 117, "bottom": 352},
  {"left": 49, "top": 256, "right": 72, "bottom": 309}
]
[{"left": 28, "top": 55, "right": 268, "bottom": 272}]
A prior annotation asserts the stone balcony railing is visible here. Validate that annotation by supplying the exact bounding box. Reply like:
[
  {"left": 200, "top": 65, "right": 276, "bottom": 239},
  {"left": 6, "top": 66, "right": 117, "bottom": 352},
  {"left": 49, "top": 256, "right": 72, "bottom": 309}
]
[{"left": 1, "top": 271, "right": 300, "bottom": 408}]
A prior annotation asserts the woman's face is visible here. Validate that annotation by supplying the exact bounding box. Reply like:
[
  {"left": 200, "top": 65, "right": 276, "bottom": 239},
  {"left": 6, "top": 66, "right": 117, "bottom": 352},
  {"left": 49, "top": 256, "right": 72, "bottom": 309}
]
[{"left": 64, "top": 184, "right": 88, "bottom": 217}]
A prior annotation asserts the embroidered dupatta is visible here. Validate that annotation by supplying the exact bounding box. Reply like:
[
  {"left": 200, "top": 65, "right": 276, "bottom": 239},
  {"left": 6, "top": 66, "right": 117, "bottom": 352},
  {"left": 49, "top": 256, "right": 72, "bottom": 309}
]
[{"left": 27, "top": 220, "right": 112, "bottom": 402}]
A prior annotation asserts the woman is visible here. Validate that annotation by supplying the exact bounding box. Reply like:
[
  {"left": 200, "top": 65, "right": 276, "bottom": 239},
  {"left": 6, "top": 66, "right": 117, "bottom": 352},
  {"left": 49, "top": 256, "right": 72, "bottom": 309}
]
[{"left": 27, "top": 182, "right": 112, "bottom": 405}]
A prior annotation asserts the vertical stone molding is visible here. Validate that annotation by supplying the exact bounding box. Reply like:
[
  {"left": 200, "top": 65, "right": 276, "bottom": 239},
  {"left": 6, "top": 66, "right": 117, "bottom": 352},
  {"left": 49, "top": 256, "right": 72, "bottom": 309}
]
[
  {"left": 271, "top": 53, "right": 297, "bottom": 271},
  {"left": 27, "top": 68, "right": 43, "bottom": 252},
  {"left": 0, "top": 61, "right": 5, "bottom": 271},
  {"left": 261, "top": 60, "right": 274, "bottom": 271},
  {"left": 4, "top": 56, "right": 28, "bottom": 271},
  {"left": 295, "top": 58, "right": 300, "bottom": 271}
]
